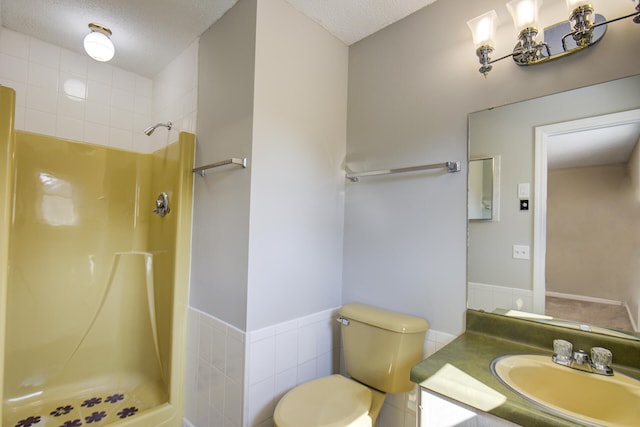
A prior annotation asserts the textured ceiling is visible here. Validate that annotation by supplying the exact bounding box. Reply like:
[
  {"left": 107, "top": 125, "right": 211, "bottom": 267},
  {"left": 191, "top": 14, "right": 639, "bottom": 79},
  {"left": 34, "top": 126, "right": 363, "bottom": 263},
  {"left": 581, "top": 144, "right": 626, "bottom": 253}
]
[
  {"left": 0, "top": 0, "right": 438, "bottom": 78},
  {"left": 285, "top": 0, "right": 438, "bottom": 45}
]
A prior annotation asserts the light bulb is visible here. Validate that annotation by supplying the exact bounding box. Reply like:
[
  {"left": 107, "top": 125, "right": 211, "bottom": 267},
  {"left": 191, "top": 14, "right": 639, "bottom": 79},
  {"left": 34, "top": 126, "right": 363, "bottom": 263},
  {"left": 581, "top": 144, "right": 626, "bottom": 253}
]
[
  {"left": 467, "top": 10, "right": 499, "bottom": 48},
  {"left": 506, "top": 0, "right": 542, "bottom": 31},
  {"left": 83, "top": 24, "right": 115, "bottom": 62}
]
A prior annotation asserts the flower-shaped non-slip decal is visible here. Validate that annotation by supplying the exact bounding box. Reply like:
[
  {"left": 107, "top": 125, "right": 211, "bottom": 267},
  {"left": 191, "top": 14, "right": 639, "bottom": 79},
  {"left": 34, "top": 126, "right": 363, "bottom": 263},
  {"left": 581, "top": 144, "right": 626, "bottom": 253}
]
[
  {"left": 117, "top": 407, "right": 138, "bottom": 419},
  {"left": 84, "top": 411, "right": 107, "bottom": 423},
  {"left": 50, "top": 405, "right": 74, "bottom": 417},
  {"left": 11, "top": 391, "right": 142, "bottom": 427},
  {"left": 81, "top": 397, "right": 102, "bottom": 408},
  {"left": 105, "top": 393, "right": 124, "bottom": 404},
  {"left": 15, "top": 416, "right": 41, "bottom": 427}
]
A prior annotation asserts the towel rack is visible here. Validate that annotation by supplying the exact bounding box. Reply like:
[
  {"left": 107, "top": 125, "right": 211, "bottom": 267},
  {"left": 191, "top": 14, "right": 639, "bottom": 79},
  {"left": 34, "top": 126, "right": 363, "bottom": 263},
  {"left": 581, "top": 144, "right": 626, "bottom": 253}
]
[
  {"left": 345, "top": 161, "right": 461, "bottom": 182},
  {"left": 192, "top": 157, "right": 247, "bottom": 176}
]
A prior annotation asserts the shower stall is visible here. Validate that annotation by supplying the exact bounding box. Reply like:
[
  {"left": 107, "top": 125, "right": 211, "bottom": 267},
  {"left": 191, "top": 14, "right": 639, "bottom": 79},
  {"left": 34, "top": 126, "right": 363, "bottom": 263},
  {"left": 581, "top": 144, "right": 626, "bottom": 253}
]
[{"left": 0, "top": 85, "right": 194, "bottom": 427}]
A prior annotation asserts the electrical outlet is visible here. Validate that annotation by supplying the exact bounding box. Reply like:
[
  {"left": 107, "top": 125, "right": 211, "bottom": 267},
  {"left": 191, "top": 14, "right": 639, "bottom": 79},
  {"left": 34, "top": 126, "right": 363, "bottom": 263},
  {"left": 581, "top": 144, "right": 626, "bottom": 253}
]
[
  {"left": 513, "top": 244, "right": 530, "bottom": 260},
  {"left": 407, "top": 389, "right": 417, "bottom": 411}
]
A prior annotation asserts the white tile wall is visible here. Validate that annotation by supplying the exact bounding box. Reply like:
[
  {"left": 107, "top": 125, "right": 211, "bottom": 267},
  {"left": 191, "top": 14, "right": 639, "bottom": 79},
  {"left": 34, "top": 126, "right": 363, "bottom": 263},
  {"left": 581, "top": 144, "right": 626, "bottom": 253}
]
[
  {"left": 185, "top": 307, "right": 246, "bottom": 427},
  {"left": 148, "top": 39, "right": 199, "bottom": 153},
  {"left": 184, "top": 307, "right": 341, "bottom": 427},
  {"left": 467, "top": 282, "right": 533, "bottom": 314},
  {"left": 0, "top": 27, "right": 197, "bottom": 154},
  {"left": 424, "top": 329, "right": 457, "bottom": 360},
  {"left": 0, "top": 27, "right": 153, "bottom": 153},
  {"left": 184, "top": 306, "right": 457, "bottom": 427},
  {"left": 245, "top": 308, "right": 341, "bottom": 426}
]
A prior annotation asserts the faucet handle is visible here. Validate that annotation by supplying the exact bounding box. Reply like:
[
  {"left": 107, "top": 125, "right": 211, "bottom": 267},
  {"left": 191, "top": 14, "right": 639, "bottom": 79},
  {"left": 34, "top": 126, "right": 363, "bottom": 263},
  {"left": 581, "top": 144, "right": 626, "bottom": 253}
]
[
  {"left": 552, "top": 339, "right": 573, "bottom": 366},
  {"left": 591, "top": 347, "right": 614, "bottom": 375}
]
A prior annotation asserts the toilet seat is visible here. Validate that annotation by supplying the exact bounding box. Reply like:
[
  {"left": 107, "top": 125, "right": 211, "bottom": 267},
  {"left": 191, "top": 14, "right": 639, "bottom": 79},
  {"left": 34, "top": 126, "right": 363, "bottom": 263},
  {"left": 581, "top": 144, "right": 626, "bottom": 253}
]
[{"left": 274, "top": 374, "right": 373, "bottom": 427}]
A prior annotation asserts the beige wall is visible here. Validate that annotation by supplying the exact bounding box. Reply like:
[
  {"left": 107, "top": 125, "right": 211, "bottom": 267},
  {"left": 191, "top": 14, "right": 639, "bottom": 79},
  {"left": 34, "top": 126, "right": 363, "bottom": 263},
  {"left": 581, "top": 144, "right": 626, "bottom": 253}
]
[
  {"left": 629, "top": 138, "right": 640, "bottom": 325},
  {"left": 547, "top": 164, "right": 640, "bottom": 319},
  {"left": 629, "top": 137, "right": 640, "bottom": 194}
]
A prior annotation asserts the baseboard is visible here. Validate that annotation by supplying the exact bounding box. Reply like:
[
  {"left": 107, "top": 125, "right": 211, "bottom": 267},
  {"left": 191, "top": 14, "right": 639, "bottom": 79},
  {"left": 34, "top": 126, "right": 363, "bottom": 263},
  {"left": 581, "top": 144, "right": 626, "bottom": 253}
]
[
  {"left": 546, "top": 291, "right": 622, "bottom": 306},
  {"left": 622, "top": 301, "right": 640, "bottom": 332}
]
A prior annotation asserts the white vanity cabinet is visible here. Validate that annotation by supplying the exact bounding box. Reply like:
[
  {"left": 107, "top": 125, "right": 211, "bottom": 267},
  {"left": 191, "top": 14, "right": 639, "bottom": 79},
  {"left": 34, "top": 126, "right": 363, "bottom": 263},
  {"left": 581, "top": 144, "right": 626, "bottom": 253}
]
[{"left": 418, "top": 388, "right": 520, "bottom": 427}]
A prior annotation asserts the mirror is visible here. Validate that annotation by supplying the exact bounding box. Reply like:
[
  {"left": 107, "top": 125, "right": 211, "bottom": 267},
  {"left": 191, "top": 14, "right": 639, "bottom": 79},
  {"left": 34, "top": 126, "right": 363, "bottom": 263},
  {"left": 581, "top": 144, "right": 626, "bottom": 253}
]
[
  {"left": 468, "top": 74, "right": 640, "bottom": 340},
  {"left": 468, "top": 158, "right": 495, "bottom": 220}
]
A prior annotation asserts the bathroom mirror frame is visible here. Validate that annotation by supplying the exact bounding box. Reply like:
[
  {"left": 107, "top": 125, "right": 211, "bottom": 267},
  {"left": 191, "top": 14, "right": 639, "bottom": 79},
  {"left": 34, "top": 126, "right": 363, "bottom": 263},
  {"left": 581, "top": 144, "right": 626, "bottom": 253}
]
[
  {"left": 468, "top": 157, "right": 497, "bottom": 221},
  {"left": 467, "top": 74, "right": 640, "bottom": 341}
]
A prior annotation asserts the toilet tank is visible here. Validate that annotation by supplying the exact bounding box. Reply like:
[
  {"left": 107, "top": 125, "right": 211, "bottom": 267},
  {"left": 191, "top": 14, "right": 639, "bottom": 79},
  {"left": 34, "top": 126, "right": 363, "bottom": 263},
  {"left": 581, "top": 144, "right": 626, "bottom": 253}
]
[{"left": 339, "top": 303, "right": 429, "bottom": 394}]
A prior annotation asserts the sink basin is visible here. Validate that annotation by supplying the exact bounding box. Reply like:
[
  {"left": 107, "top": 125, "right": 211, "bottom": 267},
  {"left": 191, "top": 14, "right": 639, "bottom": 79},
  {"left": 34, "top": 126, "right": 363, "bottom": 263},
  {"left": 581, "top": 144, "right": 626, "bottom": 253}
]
[{"left": 492, "top": 354, "right": 640, "bottom": 426}]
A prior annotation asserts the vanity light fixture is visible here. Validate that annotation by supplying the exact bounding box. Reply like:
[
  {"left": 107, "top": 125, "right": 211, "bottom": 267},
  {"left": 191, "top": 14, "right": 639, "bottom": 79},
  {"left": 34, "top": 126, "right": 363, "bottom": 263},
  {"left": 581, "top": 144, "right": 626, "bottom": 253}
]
[
  {"left": 83, "top": 23, "right": 115, "bottom": 62},
  {"left": 467, "top": 0, "right": 640, "bottom": 77}
]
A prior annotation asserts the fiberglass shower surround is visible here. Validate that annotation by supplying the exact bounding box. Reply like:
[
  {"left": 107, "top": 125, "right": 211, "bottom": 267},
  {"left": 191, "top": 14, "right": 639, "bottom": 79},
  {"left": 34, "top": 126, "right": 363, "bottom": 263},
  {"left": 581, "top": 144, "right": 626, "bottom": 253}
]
[{"left": 0, "top": 85, "right": 195, "bottom": 427}]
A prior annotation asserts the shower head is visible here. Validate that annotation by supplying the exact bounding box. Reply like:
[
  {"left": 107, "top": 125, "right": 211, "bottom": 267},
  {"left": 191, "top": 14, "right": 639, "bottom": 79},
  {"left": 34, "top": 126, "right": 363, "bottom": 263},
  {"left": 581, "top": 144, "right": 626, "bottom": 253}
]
[{"left": 143, "top": 122, "right": 172, "bottom": 136}]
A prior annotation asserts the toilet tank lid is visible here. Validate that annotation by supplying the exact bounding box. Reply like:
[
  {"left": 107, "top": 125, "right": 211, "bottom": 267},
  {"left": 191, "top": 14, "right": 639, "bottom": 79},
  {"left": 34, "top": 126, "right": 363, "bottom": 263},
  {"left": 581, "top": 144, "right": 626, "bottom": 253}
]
[{"left": 339, "top": 303, "right": 429, "bottom": 333}]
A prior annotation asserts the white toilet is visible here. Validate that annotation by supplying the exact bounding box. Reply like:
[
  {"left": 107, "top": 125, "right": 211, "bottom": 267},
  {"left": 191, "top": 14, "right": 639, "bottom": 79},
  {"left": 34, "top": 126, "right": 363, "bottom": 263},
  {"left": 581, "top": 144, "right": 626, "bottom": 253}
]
[{"left": 273, "top": 303, "right": 429, "bottom": 427}]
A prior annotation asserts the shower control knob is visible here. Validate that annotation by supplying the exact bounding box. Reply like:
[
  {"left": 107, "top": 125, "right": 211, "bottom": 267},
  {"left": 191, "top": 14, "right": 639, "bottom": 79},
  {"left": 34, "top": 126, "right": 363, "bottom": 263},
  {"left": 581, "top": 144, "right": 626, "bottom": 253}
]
[{"left": 153, "top": 192, "right": 170, "bottom": 217}]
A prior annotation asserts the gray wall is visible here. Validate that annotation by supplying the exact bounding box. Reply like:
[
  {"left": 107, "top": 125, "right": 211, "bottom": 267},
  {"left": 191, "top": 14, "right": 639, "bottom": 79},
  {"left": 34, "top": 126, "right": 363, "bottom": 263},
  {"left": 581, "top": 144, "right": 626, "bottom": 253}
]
[
  {"left": 191, "top": 0, "right": 348, "bottom": 331},
  {"left": 468, "top": 76, "right": 640, "bottom": 294},
  {"left": 247, "top": 0, "right": 347, "bottom": 330},
  {"left": 191, "top": 0, "right": 257, "bottom": 329},
  {"left": 191, "top": 0, "right": 640, "bottom": 335},
  {"left": 344, "top": 0, "right": 640, "bottom": 334}
]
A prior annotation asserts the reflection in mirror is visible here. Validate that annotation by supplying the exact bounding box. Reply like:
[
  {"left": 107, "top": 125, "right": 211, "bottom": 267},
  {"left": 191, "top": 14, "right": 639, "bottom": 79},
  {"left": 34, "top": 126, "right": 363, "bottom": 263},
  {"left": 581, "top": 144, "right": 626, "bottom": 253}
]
[
  {"left": 535, "top": 109, "right": 640, "bottom": 334},
  {"left": 469, "top": 158, "right": 494, "bottom": 221},
  {"left": 468, "top": 74, "right": 640, "bottom": 340}
]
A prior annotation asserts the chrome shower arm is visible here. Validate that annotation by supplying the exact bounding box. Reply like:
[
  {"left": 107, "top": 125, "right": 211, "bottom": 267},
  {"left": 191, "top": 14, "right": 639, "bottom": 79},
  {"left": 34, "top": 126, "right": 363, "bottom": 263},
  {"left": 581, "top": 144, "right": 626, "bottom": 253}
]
[{"left": 143, "top": 122, "right": 172, "bottom": 136}]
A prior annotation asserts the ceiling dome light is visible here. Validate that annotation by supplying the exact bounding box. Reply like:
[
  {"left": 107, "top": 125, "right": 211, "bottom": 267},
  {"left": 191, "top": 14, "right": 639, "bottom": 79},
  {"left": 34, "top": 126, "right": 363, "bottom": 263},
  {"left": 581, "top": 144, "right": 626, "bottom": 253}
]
[{"left": 83, "top": 23, "right": 114, "bottom": 62}]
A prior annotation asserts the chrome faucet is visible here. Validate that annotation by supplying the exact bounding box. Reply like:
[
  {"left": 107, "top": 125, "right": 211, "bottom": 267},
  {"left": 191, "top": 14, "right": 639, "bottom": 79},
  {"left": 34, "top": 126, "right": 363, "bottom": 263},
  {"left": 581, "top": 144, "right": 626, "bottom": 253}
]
[
  {"left": 552, "top": 339, "right": 614, "bottom": 376},
  {"left": 153, "top": 192, "right": 170, "bottom": 217}
]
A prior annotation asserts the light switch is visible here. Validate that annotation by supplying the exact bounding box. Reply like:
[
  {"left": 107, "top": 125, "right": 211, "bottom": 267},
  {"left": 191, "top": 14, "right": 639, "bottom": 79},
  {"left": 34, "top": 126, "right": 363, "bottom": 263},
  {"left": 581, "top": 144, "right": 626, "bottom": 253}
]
[{"left": 518, "top": 183, "right": 530, "bottom": 199}]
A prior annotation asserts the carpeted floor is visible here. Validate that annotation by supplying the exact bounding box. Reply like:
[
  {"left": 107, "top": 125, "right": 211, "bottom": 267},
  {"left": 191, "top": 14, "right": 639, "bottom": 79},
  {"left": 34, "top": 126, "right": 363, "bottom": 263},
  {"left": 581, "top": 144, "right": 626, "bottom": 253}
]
[{"left": 545, "top": 296, "right": 634, "bottom": 331}]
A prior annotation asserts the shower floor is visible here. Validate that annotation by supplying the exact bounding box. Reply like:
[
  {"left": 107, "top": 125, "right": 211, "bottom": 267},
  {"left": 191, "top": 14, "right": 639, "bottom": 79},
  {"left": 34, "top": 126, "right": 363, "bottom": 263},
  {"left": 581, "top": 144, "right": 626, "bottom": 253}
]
[{"left": 3, "top": 374, "right": 168, "bottom": 427}]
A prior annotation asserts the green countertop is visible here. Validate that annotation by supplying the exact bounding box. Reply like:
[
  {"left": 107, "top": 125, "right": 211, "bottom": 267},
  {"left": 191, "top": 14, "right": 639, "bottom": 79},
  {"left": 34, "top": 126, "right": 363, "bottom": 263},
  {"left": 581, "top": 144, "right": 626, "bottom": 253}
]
[{"left": 411, "top": 309, "right": 640, "bottom": 427}]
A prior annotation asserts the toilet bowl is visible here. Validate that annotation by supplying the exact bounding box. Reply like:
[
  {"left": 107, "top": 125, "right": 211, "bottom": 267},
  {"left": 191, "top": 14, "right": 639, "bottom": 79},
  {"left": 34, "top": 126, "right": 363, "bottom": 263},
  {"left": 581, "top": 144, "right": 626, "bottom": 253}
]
[
  {"left": 273, "top": 374, "right": 385, "bottom": 427},
  {"left": 273, "top": 303, "right": 429, "bottom": 427}
]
